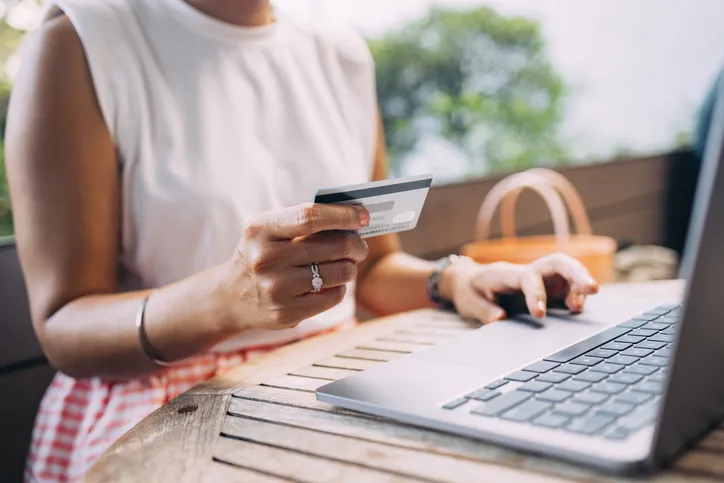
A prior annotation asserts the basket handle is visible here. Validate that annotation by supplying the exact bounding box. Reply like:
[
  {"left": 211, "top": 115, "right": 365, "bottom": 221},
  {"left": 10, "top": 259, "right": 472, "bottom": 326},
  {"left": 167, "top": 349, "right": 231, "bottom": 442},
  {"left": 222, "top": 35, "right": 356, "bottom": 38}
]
[
  {"left": 500, "top": 168, "right": 592, "bottom": 238},
  {"left": 475, "top": 171, "right": 571, "bottom": 241}
]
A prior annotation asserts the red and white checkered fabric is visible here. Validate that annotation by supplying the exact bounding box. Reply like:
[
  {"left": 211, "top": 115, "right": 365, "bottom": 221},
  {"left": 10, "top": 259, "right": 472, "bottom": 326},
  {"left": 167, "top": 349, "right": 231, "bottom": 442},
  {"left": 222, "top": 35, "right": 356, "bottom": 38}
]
[{"left": 25, "top": 320, "right": 354, "bottom": 482}]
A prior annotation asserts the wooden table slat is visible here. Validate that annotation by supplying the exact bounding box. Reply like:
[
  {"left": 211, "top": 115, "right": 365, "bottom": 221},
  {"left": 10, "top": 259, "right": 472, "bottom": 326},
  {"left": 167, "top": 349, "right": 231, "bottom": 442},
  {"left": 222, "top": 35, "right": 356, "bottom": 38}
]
[
  {"left": 227, "top": 391, "right": 603, "bottom": 482},
  {"left": 214, "top": 435, "right": 420, "bottom": 483},
  {"left": 289, "top": 365, "right": 359, "bottom": 381},
  {"left": 201, "top": 460, "right": 291, "bottom": 483},
  {"left": 221, "top": 410, "right": 563, "bottom": 483},
  {"left": 258, "top": 374, "right": 328, "bottom": 392},
  {"left": 356, "top": 340, "right": 424, "bottom": 353},
  {"left": 313, "top": 356, "right": 380, "bottom": 371},
  {"left": 336, "top": 348, "right": 404, "bottom": 362}
]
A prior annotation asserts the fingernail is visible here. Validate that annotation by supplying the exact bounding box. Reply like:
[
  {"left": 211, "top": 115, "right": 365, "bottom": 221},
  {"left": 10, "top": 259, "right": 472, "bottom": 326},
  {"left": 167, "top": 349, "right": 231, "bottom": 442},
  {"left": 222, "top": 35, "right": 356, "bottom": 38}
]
[
  {"left": 536, "top": 300, "right": 547, "bottom": 317},
  {"left": 355, "top": 207, "right": 370, "bottom": 227},
  {"left": 491, "top": 310, "right": 506, "bottom": 322}
]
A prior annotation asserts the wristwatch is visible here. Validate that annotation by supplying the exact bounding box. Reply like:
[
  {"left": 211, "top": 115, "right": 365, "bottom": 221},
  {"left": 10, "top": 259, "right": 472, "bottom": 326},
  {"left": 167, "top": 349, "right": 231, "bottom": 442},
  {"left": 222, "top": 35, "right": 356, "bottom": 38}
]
[{"left": 427, "top": 254, "right": 469, "bottom": 310}]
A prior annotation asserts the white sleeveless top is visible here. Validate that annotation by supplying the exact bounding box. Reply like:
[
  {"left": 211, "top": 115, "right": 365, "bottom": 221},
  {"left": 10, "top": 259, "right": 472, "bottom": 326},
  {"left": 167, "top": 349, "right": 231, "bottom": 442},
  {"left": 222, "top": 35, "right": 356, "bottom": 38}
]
[{"left": 48, "top": 0, "right": 377, "bottom": 351}]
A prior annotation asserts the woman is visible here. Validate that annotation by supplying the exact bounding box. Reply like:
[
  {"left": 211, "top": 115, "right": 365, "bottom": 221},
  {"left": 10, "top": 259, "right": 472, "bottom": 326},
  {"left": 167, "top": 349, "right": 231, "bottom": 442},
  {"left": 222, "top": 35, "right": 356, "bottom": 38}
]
[{"left": 5, "top": 0, "right": 598, "bottom": 481}]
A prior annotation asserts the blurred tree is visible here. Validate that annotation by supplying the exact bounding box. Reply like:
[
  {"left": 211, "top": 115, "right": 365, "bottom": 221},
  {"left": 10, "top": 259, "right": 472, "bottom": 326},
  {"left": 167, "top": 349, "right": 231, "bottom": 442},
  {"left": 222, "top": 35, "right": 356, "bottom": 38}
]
[
  {"left": 369, "top": 6, "right": 569, "bottom": 177},
  {"left": 0, "top": 140, "right": 11, "bottom": 237}
]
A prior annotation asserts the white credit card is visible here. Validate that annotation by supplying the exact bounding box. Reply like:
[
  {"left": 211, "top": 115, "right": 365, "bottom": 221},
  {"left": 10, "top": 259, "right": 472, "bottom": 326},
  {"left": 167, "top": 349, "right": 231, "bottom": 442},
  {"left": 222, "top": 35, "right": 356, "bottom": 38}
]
[{"left": 314, "top": 174, "right": 433, "bottom": 238}]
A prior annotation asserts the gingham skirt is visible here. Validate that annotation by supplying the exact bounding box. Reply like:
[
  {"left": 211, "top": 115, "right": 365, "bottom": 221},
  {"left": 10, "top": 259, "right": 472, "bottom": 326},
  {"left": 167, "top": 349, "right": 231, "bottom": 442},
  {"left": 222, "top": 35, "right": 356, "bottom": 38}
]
[{"left": 25, "top": 320, "right": 353, "bottom": 482}]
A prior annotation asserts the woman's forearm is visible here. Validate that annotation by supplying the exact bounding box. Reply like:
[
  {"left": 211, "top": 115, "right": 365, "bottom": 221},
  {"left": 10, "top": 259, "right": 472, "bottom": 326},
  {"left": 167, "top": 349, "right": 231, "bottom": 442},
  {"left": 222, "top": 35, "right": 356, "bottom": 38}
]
[
  {"left": 357, "top": 251, "right": 456, "bottom": 316},
  {"left": 41, "top": 264, "right": 235, "bottom": 380}
]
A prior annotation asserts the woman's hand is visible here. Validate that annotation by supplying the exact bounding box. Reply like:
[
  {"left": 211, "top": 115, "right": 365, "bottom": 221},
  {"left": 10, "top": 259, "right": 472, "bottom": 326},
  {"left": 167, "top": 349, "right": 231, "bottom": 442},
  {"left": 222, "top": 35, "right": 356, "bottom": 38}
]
[
  {"left": 441, "top": 254, "right": 600, "bottom": 323},
  {"left": 218, "top": 203, "right": 370, "bottom": 332}
]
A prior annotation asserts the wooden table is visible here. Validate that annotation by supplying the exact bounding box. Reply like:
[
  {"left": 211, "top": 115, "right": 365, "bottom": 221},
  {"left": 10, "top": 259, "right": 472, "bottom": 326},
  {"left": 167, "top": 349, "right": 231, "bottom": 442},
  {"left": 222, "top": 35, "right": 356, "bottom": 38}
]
[{"left": 85, "top": 281, "right": 724, "bottom": 482}]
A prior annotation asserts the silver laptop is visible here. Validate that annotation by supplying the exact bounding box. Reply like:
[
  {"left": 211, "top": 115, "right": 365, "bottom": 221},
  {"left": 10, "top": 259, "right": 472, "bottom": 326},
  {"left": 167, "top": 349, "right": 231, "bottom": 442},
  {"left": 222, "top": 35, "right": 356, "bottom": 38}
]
[{"left": 316, "top": 76, "right": 724, "bottom": 474}]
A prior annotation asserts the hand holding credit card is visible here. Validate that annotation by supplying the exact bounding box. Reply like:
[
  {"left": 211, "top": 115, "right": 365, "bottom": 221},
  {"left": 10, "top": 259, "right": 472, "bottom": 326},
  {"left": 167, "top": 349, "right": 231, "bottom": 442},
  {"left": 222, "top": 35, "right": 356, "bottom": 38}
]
[{"left": 314, "top": 174, "right": 433, "bottom": 238}]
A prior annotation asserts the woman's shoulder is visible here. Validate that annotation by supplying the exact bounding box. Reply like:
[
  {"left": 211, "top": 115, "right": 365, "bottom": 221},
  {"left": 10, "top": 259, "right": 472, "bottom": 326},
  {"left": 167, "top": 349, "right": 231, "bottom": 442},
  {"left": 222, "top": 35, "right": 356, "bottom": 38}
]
[{"left": 284, "top": 13, "right": 374, "bottom": 69}]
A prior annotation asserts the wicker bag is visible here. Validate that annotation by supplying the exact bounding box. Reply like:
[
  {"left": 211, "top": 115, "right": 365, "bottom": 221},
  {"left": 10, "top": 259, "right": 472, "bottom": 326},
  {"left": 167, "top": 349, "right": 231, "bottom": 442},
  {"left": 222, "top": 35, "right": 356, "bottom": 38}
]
[{"left": 461, "top": 168, "right": 618, "bottom": 283}]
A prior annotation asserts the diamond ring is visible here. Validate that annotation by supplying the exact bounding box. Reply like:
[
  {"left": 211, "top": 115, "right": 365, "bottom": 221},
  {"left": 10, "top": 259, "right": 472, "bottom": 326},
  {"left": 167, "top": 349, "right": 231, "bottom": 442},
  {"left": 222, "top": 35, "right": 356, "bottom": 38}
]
[{"left": 310, "top": 263, "right": 323, "bottom": 293}]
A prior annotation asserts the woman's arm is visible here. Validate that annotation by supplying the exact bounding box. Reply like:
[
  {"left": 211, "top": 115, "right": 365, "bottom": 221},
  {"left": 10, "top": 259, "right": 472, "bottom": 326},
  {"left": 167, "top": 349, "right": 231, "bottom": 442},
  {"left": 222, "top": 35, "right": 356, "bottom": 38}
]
[
  {"left": 6, "top": 15, "right": 369, "bottom": 380},
  {"left": 5, "top": 16, "right": 241, "bottom": 379},
  {"left": 356, "top": 117, "right": 599, "bottom": 320}
]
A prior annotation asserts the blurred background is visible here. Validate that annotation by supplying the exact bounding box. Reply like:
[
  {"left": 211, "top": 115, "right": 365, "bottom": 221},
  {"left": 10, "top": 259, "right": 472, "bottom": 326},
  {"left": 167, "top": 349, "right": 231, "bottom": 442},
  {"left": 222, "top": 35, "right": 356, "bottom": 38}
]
[{"left": 1, "top": 0, "right": 723, "bottom": 237}]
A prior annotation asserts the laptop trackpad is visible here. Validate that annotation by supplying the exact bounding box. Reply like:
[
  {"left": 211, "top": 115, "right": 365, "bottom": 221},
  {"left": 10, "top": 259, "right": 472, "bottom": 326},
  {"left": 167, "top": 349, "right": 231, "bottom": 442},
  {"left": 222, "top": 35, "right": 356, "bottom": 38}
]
[{"left": 412, "top": 289, "right": 673, "bottom": 380}]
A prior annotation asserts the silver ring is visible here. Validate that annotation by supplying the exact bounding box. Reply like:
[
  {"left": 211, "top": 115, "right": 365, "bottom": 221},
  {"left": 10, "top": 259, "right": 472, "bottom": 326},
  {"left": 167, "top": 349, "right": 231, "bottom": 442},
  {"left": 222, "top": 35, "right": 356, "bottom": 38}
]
[{"left": 310, "top": 263, "right": 323, "bottom": 293}]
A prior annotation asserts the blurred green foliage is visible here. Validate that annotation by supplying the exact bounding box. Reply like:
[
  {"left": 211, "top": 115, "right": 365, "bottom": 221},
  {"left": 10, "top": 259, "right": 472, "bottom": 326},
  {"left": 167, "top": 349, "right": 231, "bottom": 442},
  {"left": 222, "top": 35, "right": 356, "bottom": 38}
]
[
  {"left": 369, "top": 6, "right": 569, "bottom": 176},
  {"left": 0, "top": 78, "right": 13, "bottom": 237}
]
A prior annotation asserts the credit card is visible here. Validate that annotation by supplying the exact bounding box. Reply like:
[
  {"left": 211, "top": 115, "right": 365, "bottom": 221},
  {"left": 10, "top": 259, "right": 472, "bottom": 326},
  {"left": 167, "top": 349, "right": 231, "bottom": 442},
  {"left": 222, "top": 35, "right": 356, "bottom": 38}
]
[{"left": 314, "top": 174, "right": 433, "bottom": 238}]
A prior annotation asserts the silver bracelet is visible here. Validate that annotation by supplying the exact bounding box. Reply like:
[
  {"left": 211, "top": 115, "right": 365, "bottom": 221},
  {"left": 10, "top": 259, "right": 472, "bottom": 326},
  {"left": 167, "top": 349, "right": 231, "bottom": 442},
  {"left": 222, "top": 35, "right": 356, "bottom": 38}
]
[{"left": 136, "top": 293, "right": 175, "bottom": 367}]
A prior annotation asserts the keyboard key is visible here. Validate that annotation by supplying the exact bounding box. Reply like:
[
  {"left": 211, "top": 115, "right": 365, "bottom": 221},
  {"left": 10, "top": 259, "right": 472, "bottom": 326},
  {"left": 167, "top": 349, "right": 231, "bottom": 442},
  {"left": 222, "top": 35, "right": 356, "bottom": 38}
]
[
  {"left": 505, "top": 371, "right": 538, "bottom": 382},
  {"left": 596, "top": 401, "right": 635, "bottom": 417},
  {"left": 471, "top": 391, "right": 532, "bottom": 416},
  {"left": 608, "top": 355, "right": 639, "bottom": 366},
  {"left": 630, "top": 329, "right": 658, "bottom": 337},
  {"left": 656, "top": 348, "right": 673, "bottom": 358},
  {"left": 619, "top": 404, "right": 659, "bottom": 431},
  {"left": 615, "top": 392, "right": 653, "bottom": 405},
  {"left": 544, "top": 327, "right": 631, "bottom": 363},
  {"left": 591, "top": 382, "right": 627, "bottom": 395},
  {"left": 536, "top": 372, "right": 571, "bottom": 383},
  {"left": 576, "top": 392, "right": 609, "bottom": 405},
  {"left": 632, "top": 381, "right": 663, "bottom": 394},
  {"left": 661, "top": 327, "right": 676, "bottom": 336},
  {"left": 500, "top": 400, "right": 552, "bottom": 422},
  {"left": 587, "top": 349, "right": 617, "bottom": 359},
  {"left": 571, "top": 356, "right": 603, "bottom": 367},
  {"left": 616, "top": 335, "right": 645, "bottom": 344},
  {"left": 605, "top": 427, "right": 632, "bottom": 440},
  {"left": 573, "top": 371, "right": 608, "bottom": 383},
  {"left": 624, "top": 364, "right": 659, "bottom": 376},
  {"left": 485, "top": 380, "right": 509, "bottom": 390},
  {"left": 467, "top": 389, "right": 501, "bottom": 401},
  {"left": 640, "top": 356, "right": 669, "bottom": 367},
  {"left": 537, "top": 389, "right": 572, "bottom": 403},
  {"left": 601, "top": 342, "right": 632, "bottom": 351},
  {"left": 636, "top": 341, "right": 667, "bottom": 350},
  {"left": 621, "top": 348, "right": 654, "bottom": 358},
  {"left": 617, "top": 319, "right": 649, "bottom": 329},
  {"left": 537, "top": 372, "right": 570, "bottom": 384},
  {"left": 566, "top": 414, "right": 616, "bottom": 435},
  {"left": 641, "top": 322, "right": 668, "bottom": 332},
  {"left": 649, "top": 334, "right": 674, "bottom": 343},
  {"left": 443, "top": 398, "right": 468, "bottom": 410},
  {"left": 590, "top": 363, "right": 624, "bottom": 374},
  {"left": 557, "top": 380, "right": 591, "bottom": 392},
  {"left": 554, "top": 402, "right": 590, "bottom": 417},
  {"left": 657, "top": 316, "right": 678, "bottom": 324},
  {"left": 554, "top": 364, "right": 586, "bottom": 375},
  {"left": 643, "top": 310, "right": 667, "bottom": 317},
  {"left": 648, "top": 373, "right": 666, "bottom": 383},
  {"left": 517, "top": 381, "right": 553, "bottom": 393},
  {"left": 523, "top": 361, "right": 560, "bottom": 373},
  {"left": 609, "top": 373, "right": 643, "bottom": 385},
  {"left": 533, "top": 413, "right": 570, "bottom": 429}
]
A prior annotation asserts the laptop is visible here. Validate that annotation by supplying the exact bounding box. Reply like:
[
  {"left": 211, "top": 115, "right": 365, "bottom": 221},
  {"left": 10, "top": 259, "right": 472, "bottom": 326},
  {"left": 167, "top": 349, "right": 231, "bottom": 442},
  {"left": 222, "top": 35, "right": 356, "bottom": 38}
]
[{"left": 316, "top": 76, "right": 724, "bottom": 474}]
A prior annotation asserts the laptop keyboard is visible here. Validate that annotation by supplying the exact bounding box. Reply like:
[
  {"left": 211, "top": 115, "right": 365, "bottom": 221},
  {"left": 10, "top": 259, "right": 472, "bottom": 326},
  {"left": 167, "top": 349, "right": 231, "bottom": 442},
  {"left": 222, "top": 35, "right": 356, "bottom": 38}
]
[{"left": 442, "top": 304, "right": 680, "bottom": 440}]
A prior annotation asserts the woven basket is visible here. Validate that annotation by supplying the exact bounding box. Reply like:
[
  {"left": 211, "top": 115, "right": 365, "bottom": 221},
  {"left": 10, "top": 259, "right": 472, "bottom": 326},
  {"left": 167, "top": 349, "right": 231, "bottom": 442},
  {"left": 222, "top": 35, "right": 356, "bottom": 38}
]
[{"left": 461, "top": 168, "right": 617, "bottom": 283}]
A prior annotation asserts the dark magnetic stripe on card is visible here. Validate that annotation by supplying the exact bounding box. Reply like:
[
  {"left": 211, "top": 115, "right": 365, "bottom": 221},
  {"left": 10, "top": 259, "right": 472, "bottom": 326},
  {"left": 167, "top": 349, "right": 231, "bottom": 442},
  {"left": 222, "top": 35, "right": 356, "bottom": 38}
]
[{"left": 314, "top": 178, "right": 432, "bottom": 204}]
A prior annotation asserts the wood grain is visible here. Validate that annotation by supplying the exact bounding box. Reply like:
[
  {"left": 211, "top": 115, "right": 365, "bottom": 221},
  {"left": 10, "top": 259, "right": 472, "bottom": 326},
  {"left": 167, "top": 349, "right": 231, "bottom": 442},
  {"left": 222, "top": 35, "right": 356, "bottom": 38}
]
[
  {"left": 214, "top": 435, "right": 421, "bottom": 483},
  {"left": 336, "top": 348, "right": 404, "bottom": 362},
  {"left": 200, "top": 460, "right": 290, "bottom": 483},
  {"left": 220, "top": 412, "right": 563, "bottom": 483},
  {"left": 83, "top": 394, "right": 229, "bottom": 483},
  {"left": 314, "top": 356, "right": 380, "bottom": 371}
]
